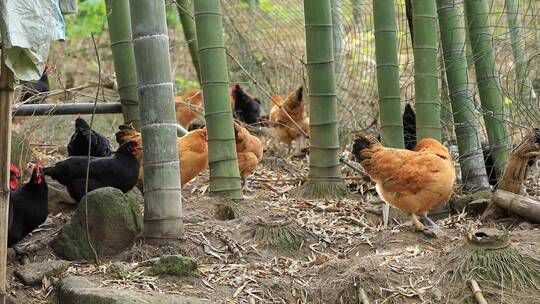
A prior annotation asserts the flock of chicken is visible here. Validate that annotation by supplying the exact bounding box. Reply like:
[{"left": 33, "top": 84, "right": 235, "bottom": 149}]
[
  {"left": 8, "top": 79, "right": 527, "bottom": 258},
  {"left": 6, "top": 83, "right": 308, "bottom": 258}
]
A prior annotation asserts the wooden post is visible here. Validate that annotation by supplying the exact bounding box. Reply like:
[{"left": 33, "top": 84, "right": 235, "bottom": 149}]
[{"left": 0, "top": 51, "right": 14, "bottom": 302}]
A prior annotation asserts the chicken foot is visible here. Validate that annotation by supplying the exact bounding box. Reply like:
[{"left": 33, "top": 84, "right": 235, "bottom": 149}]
[
  {"left": 410, "top": 213, "right": 425, "bottom": 231},
  {"left": 417, "top": 213, "right": 442, "bottom": 238},
  {"left": 241, "top": 177, "right": 253, "bottom": 192}
]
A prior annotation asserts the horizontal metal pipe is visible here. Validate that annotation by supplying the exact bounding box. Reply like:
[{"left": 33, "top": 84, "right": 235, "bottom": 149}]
[
  {"left": 12, "top": 103, "right": 123, "bottom": 116},
  {"left": 12, "top": 102, "right": 189, "bottom": 136}
]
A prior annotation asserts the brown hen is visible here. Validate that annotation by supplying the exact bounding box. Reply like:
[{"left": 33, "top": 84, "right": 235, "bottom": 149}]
[
  {"left": 269, "top": 86, "right": 309, "bottom": 155},
  {"left": 358, "top": 136, "right": 455, "bottom": 233},
  {"left": 234, "top": 122, "right": 263, "bottom": 189},
  {"left": 175, "top": 88, "right": 204, "bottom": 129},
  {"left": 115, "top": 125, "right": 208, "bottom": 188}
]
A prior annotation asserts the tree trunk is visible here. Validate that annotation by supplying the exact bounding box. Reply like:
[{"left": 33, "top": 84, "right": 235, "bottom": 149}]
[
  {"left": 505, "top": 0, "right": 533, "bottom": 107},
  {"left": 176, "top": 0, "right": 201, "bottom": 82},
  {"left": 130, "top": 0, "right": 184, "bottom": 243},
  {"left": 194, "top": 0, "right": 243, "bottom": 199},
  {"left": 295, "top": 0, "right": 348, "bottom": 199},
  {"left": 105, "top": 0, "right": 140, "bottom": 129},
  {"left": 464, "top": 0, "right": 512, "bottom": 178},
  {"left": 437, "top": 0, "right": 490, "bottom": 191},
  {"left": 412, "top": 0, "right": 441, "bottom": 141},
  {"left": 372, "top": 0, "right": 405, "bottom": 148}
]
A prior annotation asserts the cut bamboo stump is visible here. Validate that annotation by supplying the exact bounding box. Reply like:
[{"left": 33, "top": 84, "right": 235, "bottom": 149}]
[{"left": 492, "top": 190, "right": 540, "bottom": 223}]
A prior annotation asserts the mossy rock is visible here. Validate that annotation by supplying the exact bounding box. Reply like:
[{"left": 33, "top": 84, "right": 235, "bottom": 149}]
[
  {"left": 106, "top": 262, "right": 130, "bottom": 280},
  {"left": 53, "top": 187, "right": 143, "bottom": 261},
  {"left": 149, "top": 255, "right": 198, "bottom": 277}
]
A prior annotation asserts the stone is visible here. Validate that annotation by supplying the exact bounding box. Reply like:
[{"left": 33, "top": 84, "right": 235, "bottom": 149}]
[
  {"left": 106, "top": 262, "right": 130, "bottom": 280},
  {"left": 57, "top": 276, "right": 203, "bottom": 304},
  {"left": 15, "top": 260, "right": 70, "bottom": 286},
  {"left": 149, "top": 255, "right": 198, "bottom": 276},
  {"left": 47, "top": 177, "right": 77, "bottom": 214},
  {"left": 53, "top": 187, "right": 143, "bottom": 261}
]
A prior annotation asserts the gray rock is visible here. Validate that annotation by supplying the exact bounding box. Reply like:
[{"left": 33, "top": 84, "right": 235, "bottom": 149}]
[
  {"left": 15, "top": 260, "right": 70, "bottom": 286},
  {"left": 57, "top": 276, "right": 203, "bottom": 304},
  {"left": 53, "top": 187, "right": 143, "bottom": 261},
  {"left": 47, "top": 177, "right": 77, "bottom": 214}
]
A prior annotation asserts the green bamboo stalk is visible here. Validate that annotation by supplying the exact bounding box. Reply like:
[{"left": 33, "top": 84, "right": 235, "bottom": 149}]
[
  {"left": 505, "top": 0, "right": 532, "bottom": 106},
  {"left": 105, "top": 0, "right": 140, "bottom": 129},
  {"left": 464, "top": 0, "right": 511, "bottom": 177},
  {"left": 352, "top": 0, "right": 362, "bottom": 25},
  {"left": 437, "top": 0, "right": 490, "bottom": 191},
  {"left": 130, "top": 0, "right": 183, "bottom": 242},
  {"left": 176, "top": 0, "right": 201, "bottom": 82},
  {"left": 295, "top": 0, "right": 348, "bottom": 199},
  {"left": 412, "top": 0, "right": 441, "bottom": 141},
  {"left": 194, "top": 0, "right": 242, "bottom": 199},
  {"left": 373, "top": 0, "right": 404, "bottom": 148},
  {"left": 331, "top": 0, "right": 345, "bottom": 77}
]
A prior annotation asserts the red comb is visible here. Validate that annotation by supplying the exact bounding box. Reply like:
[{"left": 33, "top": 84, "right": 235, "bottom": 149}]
[{"left": 10, "top": 163, "right": 19, "bottom": 173}]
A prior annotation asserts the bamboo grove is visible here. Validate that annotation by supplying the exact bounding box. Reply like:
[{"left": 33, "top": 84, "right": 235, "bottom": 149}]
[{"left": 100, "top": 0, "right": 532, "bottom": 239}]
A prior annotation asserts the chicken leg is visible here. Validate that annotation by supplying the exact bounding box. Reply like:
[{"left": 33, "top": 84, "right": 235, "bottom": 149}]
[
  {"left": 421, "top": 215, "right": 438, "bottom": 228},
  {"left": 382, "top": 203, "right": 390, "bottom": 227},
  {"left": 410, "top": 213, "right": 425, "bottom": 231},
  {"left": 419, "top": 213, "right": 442, "bottom": 237},
  {"left": 241, "top": 177, "right": 253, "bottom": 192}
]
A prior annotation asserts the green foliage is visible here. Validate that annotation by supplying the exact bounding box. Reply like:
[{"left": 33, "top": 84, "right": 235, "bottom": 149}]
[
  {"left": 166, "top": 3, "right": 181, "bottom": 29},
  {"left": 175, "top": 76, "right": 200, "bottom": 94},
  {"left": 65, "top": 0, "right": 107, "bottom": 38}
]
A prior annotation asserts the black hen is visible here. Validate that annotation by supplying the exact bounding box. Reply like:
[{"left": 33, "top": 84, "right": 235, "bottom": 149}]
[
  {"left": 8, "top": 163, "right": 48, "bottom": 248},
  {"left": 352, "top": 103, "right": 417, "bottom": 162},
  {"left": 67, "top": 116, "right": 112, "bottom": 157},
  {"left": 20, "top": 65, "right": 51, "bottom": 103},
  {"left": 44, "top": 141, "right": 141, "bottom": 202},
  {"left": 482, "top": 143, "right": 537, "bottom": 186},
  {"left": 231, "top": 84, "right": 261, "bottom": 125}
]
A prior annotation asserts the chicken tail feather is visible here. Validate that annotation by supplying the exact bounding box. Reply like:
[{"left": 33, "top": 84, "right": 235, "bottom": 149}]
[{"left": 352, "top": 135, "right": 379, "bottom": 162}]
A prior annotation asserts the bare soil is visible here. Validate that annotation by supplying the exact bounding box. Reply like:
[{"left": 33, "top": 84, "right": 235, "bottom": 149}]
[{"left": 6, "top": 130, "right": 540, "bottom": 303}]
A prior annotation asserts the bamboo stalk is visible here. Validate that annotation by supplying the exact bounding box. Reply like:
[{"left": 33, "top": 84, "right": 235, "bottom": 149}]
[
  {"left": 130, "top": 0, "right": 184, "bottom": 243},
  {"left": 296, "top": 0, "right": 347, "bottom": 199},
  {"left": 469, "top": 279, "right": 488, "bottom": 304},
  {"left": 194, "top": 0, "right": 243, "bottom": 199},
  {"left": 505, "top": 0, "right": 533, "bottom": 107},
  {"left": 0, "top": 51, "right": 14, "bottom": 298},
  {"left": 464, "top": 0, "right": 512, "bottom": 177},
  {"left": 412, "top": 0, "right": 441, "bottom": 141},
  {"left": 372, "top": 0, "right": 404, "bottom": 148},
  {"left": 436, "top": 0, "right": 490, "bottom": 191},
  {"left": 105, "top": 0, "right": 140, "bottom": 129},
  {"left": 176, "top": 0, "right": 201, "bottom": 82}
]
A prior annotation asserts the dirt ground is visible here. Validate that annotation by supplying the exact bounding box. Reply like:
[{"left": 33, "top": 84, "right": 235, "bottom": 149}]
[{"left": 5, "top": 125, "right": 540, "bottom": 304}]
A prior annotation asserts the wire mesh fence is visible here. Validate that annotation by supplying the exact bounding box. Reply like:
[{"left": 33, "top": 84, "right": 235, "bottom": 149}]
[
  {"left": 174, "top": 0, "right": 539, "bottom": 193},
  {"left": 18, "top": 0, "right": 539, "bottom": 193}
]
